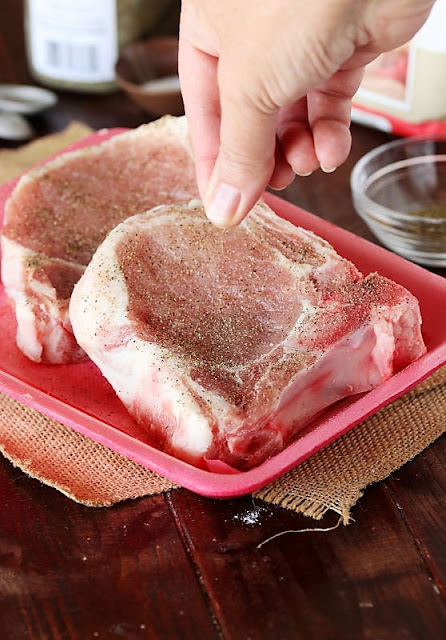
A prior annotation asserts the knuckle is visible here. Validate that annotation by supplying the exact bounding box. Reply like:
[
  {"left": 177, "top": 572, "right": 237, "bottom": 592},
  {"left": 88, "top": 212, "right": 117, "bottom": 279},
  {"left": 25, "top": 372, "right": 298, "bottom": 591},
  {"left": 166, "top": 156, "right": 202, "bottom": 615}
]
[{"left": 219, "top": 141, "right": 273, "bottom": 175}]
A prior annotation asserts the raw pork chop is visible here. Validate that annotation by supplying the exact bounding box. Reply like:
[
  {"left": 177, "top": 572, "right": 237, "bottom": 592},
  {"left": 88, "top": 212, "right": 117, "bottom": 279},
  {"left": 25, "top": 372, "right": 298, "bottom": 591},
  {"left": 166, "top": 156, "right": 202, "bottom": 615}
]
[
  {"left": 1, "top": 116, "right": 198, "bottom": 363},
  {"left": 69, "top": 201, "right": 426, "bottom": 470}
]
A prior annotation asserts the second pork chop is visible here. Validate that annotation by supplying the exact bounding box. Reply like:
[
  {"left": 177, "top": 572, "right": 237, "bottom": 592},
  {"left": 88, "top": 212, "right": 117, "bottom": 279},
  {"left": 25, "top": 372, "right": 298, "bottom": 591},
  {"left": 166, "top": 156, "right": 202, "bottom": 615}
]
[{"left": 1, "top": 116, "right": 198, "bottom": 363}]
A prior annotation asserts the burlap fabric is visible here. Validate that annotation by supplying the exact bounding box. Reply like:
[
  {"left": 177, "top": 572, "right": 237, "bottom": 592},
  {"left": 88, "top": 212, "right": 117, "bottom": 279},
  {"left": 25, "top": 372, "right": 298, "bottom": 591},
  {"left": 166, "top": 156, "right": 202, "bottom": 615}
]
[
  {"left": 0, "top": 124, "right": 444, "bottom": 522},
  {"left": 0, "top": 122, "right": 93, "bottom": 183}
]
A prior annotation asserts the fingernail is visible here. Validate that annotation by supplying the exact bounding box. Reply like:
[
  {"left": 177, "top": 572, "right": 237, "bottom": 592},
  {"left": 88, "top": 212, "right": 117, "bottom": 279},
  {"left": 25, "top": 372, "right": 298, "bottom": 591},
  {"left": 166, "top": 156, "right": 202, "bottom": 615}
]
[
  {"left": 321, "top": 165, "right": 337, "bottom": 174},
  {"left": 206, "top": 182, "right": 241, "bottom": 227},
  {"left": 269, "top": 184, "right": 288, "bottom": 192},
  {"left": 295, "top": 171, "right": 313, "bottom": 177}
]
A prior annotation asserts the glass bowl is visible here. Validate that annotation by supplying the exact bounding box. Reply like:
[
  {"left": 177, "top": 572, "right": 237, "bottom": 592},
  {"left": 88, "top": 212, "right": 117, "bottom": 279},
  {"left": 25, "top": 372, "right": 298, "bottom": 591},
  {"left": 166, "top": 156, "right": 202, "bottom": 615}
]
[{"left": 351, "top": 136, "right": 446, "bottom": 266}]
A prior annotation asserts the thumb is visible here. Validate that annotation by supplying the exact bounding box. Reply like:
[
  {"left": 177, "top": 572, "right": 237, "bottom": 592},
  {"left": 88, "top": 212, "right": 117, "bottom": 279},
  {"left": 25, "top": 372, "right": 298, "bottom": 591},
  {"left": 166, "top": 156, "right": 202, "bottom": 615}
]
[{"left": 204, "top": 62, "right": 279, "bottom": 228}]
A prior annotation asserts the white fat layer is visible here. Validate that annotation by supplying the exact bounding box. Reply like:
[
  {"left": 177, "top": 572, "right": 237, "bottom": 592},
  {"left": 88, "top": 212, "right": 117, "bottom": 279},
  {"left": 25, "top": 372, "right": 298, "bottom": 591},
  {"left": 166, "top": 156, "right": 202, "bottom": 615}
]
[
  {"left": 267, "top": 298, "right": 420, "bottom": 447},
  {"left": 1, "top": 236, "right": 82, "bottom": 363},
  {"left": 70, "top": 228, "right": 214, "bottom": 458},
  {"left": 1, "top": 237, "right": 43, "bottom": 361},
  {"left": 266, "top": 322, "right": 394, "bottom": 444}
]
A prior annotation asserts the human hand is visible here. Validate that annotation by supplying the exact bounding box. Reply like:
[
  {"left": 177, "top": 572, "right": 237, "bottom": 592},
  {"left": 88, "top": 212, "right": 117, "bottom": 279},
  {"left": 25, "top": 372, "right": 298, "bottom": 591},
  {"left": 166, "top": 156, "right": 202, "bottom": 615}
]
[{"left": 178, "top": 0, "right": 434, "bottom": 227}]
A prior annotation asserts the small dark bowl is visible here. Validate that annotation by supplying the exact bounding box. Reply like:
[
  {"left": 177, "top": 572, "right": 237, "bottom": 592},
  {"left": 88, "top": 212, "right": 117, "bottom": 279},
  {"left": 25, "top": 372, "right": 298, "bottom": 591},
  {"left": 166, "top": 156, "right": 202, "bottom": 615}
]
[{"left": 115, "top": 36, "right": 183, "bottom": 116}]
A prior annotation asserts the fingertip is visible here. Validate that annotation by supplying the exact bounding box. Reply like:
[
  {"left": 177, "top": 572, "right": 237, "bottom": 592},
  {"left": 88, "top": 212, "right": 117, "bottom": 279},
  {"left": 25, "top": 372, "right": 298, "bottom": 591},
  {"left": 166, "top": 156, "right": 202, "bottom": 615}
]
[
  {"left": 312, "top": 119, "right": 351, "bottom": 172},
  {"left": 203, "top": 163, "right": 269, "bottom": 228},
  {"left": 204, "top": 131, "right": 275, "bottom": 227},
  {"left": 205, "top": 181, "right": 241, "bottom": 228},
  {"left": 268, "top": 140, "right": 296, "bottom": 191},
  {"left": 277, "top": 121, "right": 320, "bottom": 177}
]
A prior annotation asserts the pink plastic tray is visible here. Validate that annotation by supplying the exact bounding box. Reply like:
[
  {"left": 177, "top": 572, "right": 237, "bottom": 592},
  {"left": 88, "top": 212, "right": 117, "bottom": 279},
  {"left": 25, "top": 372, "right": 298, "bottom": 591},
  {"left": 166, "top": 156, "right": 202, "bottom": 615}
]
[{"left": 1, "top": 130, "right": 445, "bottom": 498}]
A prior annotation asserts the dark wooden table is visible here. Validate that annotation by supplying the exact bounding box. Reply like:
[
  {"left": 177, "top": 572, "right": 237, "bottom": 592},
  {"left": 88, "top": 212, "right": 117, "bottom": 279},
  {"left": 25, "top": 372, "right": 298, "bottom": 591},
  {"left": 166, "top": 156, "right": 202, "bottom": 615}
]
[{"left": 1, "top": 3, "right": 445, "bottom": 639}]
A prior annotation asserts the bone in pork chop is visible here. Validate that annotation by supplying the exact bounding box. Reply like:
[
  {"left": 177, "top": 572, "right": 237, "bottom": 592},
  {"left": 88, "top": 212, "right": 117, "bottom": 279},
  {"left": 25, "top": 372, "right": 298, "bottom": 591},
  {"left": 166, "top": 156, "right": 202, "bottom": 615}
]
[
  {"left": 69, "top": 201, "right": 426, "bottom": 470},
  {"left": 1, "top": 116, "right": 198, "bottom": 363}
]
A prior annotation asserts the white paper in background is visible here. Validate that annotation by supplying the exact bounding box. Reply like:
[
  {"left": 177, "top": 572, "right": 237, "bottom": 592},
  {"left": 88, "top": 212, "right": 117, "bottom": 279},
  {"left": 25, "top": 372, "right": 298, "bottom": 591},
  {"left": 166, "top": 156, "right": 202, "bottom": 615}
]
[
  {"left": 27, "top": 0, "right": 118, "bottom": 83},
  {"left": 413, "top": 0, "right": 446, "bottom": 53}
]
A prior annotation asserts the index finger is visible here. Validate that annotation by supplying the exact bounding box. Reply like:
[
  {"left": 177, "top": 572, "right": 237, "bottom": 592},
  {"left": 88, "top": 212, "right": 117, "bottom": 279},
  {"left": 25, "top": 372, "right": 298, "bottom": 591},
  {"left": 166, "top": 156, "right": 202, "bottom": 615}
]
[{"left": 178, "top": 34, "right": 221, "bottom": 201}]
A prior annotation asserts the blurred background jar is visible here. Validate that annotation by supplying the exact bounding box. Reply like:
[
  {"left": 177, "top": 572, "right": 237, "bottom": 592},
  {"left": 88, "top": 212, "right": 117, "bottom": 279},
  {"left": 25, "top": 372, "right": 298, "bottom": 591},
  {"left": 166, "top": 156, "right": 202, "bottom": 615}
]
[
  {"left": 24, "top": 0, "right": 180, "bottom": 93},
  {"left": 351, "top": 0, "right": 446, "bottom": 136}
]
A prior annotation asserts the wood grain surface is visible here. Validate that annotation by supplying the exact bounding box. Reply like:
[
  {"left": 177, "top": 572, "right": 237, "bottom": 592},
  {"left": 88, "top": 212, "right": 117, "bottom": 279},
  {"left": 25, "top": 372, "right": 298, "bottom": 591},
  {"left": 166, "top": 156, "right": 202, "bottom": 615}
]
[{"left": 0, "top": 2, "right": 445, "bottom": 639}]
